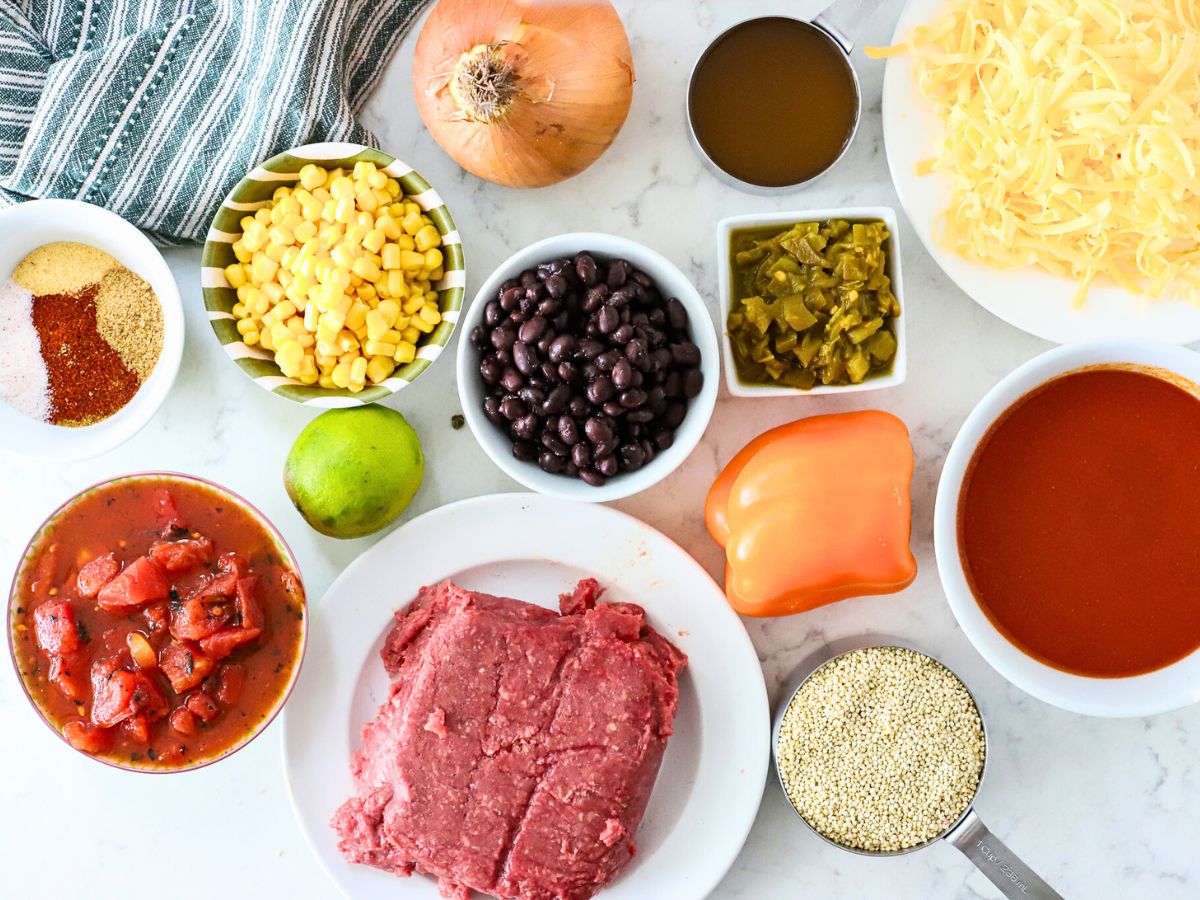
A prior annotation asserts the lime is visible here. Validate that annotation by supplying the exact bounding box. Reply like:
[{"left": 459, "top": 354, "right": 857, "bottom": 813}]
[{"left": 284, "top": 405, "right": 424, "bottom": 539}]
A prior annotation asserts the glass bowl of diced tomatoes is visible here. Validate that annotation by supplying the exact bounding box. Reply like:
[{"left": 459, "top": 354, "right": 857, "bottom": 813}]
[{"left": 7, "top": 473, "right": 307, "bottom": 772}]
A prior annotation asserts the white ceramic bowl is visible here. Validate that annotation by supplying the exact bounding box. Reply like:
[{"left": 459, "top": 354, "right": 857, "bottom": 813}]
[
  {"left": 457, "top": 233, "right": 719, "bottom": 502},
  {"left": 935, "top": 339, "right": 1200, "bottom": 717},
  {"left": 717, "top": 207, "right": 907, "bottom": 398},
  {"left": 0, "top": 199, "right": 183, "bottom": 460}
]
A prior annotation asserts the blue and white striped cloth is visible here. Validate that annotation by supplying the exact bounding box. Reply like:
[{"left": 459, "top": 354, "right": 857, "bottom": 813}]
[{"left": 0, "top": 0, "right": 427, "bottom": 243}]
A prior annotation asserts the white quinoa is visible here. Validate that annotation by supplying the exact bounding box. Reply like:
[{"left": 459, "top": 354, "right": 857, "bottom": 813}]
[
  {"left": 0, "top": 278, "right": 50, "bottom": 421},
  {"left": 776, "top": 646, "right": 985, "bottom": 853}
]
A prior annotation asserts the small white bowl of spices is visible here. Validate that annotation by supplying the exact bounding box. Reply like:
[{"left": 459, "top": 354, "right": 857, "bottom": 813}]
[
  {"left": 773, "top": 639, "right": 1065, "bottom": 899},
  {"left": 0, "top": 199, "right": 183, "bottom": 460}
]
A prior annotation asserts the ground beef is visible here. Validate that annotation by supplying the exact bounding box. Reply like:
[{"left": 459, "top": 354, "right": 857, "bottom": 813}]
[{"left": 331, "top": 579, "right": 687, "bottom": 900}]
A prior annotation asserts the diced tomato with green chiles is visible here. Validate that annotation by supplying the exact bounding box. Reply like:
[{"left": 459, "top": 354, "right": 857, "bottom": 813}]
[
  {"left": 96, "top": 557, "right": 169, "bottom": 611},
  {"left": 63, "top": 720, "right": 111, "bottom": 754},
  {"left": 236, "top": 577, "right": 264, "bottom": 631},
  {"left": 158, "top": 640, "right": 214, "bottom": 693},
  {"left": 199, "top": 626, "right": 262, "bottom": 660},
  {"left": 184, "top": 691, "right": 220, "bottom": 723},
  {"left": 49, "top": 655, "right": 88, "bottom": 703},
  {"left": 169, "top": 707, "right": 198, "bottom": 736},
  {"left": 33, "top": 599, "right": 82, "bottom": 656},
  {"left": 153, "top": 489, "right": 184, "bottom": 531},
  {"left": 143, "top": 602, "right": 169, "bottom": 634},
  {"left": 76, "top": 552, "right": 120, "bottom": 599},
  {"left": 89, "top": 657, "right": 167, "bottom": 728},
  {"left": 169, "top": 597, "right": 230, "bottom": 641},
  {"left": 123, "top": 713, "right": 151, "bottom": 744},
  {"left": 216, "top": 663, "right": 246, "bottom": 706},
  {"left": 148, "top": 536, "right": 213, "bottom": 572}
]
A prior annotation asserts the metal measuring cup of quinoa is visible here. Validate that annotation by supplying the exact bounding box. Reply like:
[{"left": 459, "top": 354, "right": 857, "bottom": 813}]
[{"left": 772, "top": 639, "right": 1063, "bottom": 899}]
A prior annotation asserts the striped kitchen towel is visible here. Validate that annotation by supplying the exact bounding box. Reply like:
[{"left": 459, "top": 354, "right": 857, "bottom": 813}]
[{"left": 0, "top": 0, "right": 428, "bottom": 243}]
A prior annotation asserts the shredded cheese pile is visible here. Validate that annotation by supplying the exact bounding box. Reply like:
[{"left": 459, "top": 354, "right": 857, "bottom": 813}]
[{"left": 868, "top": 0, "right": 1200, "bottom": 305}]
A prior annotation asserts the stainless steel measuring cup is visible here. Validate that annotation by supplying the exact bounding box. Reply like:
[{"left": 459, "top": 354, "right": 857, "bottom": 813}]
[
  {"left": 685, "top": 0, "right": 887, "bottom": 192},
  {"left": 772, "top": 636, "right": 1064, "bottom": 899}
]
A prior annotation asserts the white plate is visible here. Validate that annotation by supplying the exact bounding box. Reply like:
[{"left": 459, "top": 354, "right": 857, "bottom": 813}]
[
  {"left": 881, "top": 0, "right": 1200, "bottom": 345},
  {"left": 283, "top": 493, "right": 769, "bottom": 900}
]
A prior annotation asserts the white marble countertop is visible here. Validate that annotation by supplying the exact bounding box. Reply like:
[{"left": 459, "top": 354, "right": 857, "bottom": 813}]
[{"left": 2, "top": 1, "right": 1196, "bottom": 898}]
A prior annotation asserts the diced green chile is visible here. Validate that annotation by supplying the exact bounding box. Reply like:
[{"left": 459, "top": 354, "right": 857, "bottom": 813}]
[{"left": 727, "top": 220, "right": 900, "bottom": 388}]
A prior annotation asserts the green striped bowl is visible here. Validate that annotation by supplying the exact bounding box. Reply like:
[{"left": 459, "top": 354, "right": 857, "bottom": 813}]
[{"left": 201, "top": 142, "right": 465, "bottom": 406}]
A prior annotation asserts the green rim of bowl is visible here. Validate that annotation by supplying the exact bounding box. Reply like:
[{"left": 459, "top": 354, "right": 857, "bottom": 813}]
[{"left": 201, "top": 142, "right": 465, "bottom": 406}]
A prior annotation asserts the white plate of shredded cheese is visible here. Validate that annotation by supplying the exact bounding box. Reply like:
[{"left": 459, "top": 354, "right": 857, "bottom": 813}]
[{"left": 878, "top": 0, "right": 1200, "bottom": 345}]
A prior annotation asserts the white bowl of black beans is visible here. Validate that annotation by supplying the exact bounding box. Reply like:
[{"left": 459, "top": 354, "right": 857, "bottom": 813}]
[{"left": 457, "top": 233, "right": 719, "bottom": 502}]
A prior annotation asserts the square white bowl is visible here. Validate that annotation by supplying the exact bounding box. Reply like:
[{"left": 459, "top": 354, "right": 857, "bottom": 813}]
[{"left": 716, "top": 207, "right": 907, "bottom": 397}]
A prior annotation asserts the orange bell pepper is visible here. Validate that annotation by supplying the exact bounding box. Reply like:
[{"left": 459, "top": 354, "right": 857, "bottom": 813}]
[{"left": 705, "top": 410, "right": 916, "bottom": 617}]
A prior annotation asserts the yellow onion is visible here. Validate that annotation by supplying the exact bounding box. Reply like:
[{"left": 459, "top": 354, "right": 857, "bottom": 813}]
[{"left": 411, "top": 0, "right": 635, "bottom": 188}]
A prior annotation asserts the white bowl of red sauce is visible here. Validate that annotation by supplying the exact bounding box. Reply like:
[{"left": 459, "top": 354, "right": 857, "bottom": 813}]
[
  {"left": 935, "top": 340, "right": 1200, "bottom": 717},
  {"left": 7, "top": 473, "right": 306, "bottom": 771}
]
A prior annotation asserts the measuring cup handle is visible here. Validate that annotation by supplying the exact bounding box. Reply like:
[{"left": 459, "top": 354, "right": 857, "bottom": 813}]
[
  {"left": 945, "top": 809, "right": 1064, "bottom": 900},
  {"left": 813, "top": 0, "right": 887, "bottom": 54}
]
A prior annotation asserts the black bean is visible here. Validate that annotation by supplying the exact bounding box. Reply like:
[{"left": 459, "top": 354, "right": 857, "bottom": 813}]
[
  {"left": 483, "top": 397, "right": 505, "bottom": 426},
  {"left": 519, "top": 316, "right": 547, "bottom": 343},
  {"left": 501, "top": 286, "right": 524, "bottom": 310},
  {"left": 491, "top": 326, "right": 516, "bottom": 352},
  {"left": 480, "top": 357, "right": 502, "bottom": 385},
  {"left": 606, "top": 259, "right": 630, "bottom": 288},
  {"left": 545, "top": 273, "right": 568, "bottom": 298},
  {"left": 494, "top": 348, "right": 512, "bottom": 367},
  {"left": 583, "top": 283, "right": 610, "bottom": 312},
  {"left": 580, "top": 468, "right": 606, "bottom": 487},
  {"left": 648, "top": 308, "right": 666, "bottom": 326},
  {"left": 564, "top": 462, "right": 579, "bottom": 477},
  {"left": 670, "top": 342, "right": 701, "bottom": 366},
  {"left": 525, "top": 282, "right": 546, "bottom": 303},
  {"left": 540, "top": 361, "right": 557, "bottom": 381},
  {"left": 663, "top": 370, "right": 681, "bottom": 397},
  {"left": 609, "top": 286, "right": 635, "bottom": 308},
  {"left": 568, "top": 395, "right": 590, "bottom": 417},
  {"left": 596, "top": 350, "right": 621, "bottom": 372},
  {"left": 587, "top": 377, "right": 615, "bottom": 404},
  {"left": 558, "top": 417, "right": 581, "bottom": 445},
  {"left": 683, "top": 368, "right": 704, "bottom": 398},
  {"left": 542, "top": 433, "right": 569, "bottom": 457},
  {"left": 485, "top": 301, "right": 504, "bottom": 326},
  {"left": 537, "top": 333, "right": 554, "bottom": 355},
  {"left": 595, "top": 455, "right": 618, "bottom": 477},
  {"left": 519, "top": 271, "right": 539, "bottom": 289},
  {"left": 502, "top": 278, "right": 519, "bottom": 291},
  {"left": 512, "top": 342, "right": 538, "bottom": 375},
  {"left": 540, "top": 384, "right": 567, "bottom": 415},
  {"left": 554, "top": 311, "right": 570, "bottom": 332},
  {"left": 611, "top": 359, "right": 634, "bottom": 390},
  {"left": 611, "top": 323, "right": 635, "bottom": 344},
  {"left": 513, "top": 440, "right": 538, "bottom": 462},
  {"left": 619, "top": 443, "right": 646, "bottom": 470},
  {"left": 663, "top": 402, "right": 686, "bottom": 429},
  {"left": 575, "top": 253, "right": 598, "bottom": 285},
  {"left": 513, "top": 414, "right": 540, "bottom": 439},
  {"left": 471, "top": 325, "right": 489, "bottom": 350},
  {"left": 597, "top": 305, "right": 619, "bottom": 334},
  {"left": 547, "top": 334, "right": 576, "bottom": 364},
  {"left": 619, "top": 388, "right": 647, "bottom": 408},
  {"left": 578, "top": 338, "right": 605, "bottom": 360},
  {"left": 646, "top": 386, "right": 666, "bottom": 411},
  {"left": 626, "top": 339, "right": 650, "bottom": 371},
  {"left": 499, "top": 397, "right": 528, "bottom": 421},
  {"left": 571, "top": 443, "right": 592, "bottom": 469},
  {"left": 539, "top": 451, "right": 566, "bottom": 473},
  {"left": 666, "top": 298, "right": 688, "bottom": 330},
  {"left": 626, "top": 408, "right": 654, "bottom": 424},
  {"left": 517, "top": 385, "right": 545, "bottom": 408},
  {"left": 500, "top": 368, "right": 524, "bottom": 393},
  {"left": 536, "top": 298, "right": 561, "bottom": 317},
  {"left": 601, "top": 400, "right": 624, "bottom": 417},
  {"left": 631, "top": 269, "right": 654, "bottom": 289},
  {"left": 651, "top": 347, "right": 671, "bottom": 368},
  {"left": 585, "top": 417, "right": 613, "bottom": 444},
  {"left": 653, "top": 429, "right": 675, "bottom": 451},
  {"left": 558, "top": 361, "right": 580, "bottom": 384}
]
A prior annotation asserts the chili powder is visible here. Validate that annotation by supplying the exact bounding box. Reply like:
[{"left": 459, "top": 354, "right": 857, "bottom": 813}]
[{"left": 31, "top": 285, "right": 140, "bottom": 426}]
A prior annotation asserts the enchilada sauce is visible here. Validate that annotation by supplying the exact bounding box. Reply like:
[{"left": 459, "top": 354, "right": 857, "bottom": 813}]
[
  {"left": 11, "top": 477, "right": 305, "bottom": 769},
  {"left": 958, "top": 368, "right": 1200, "bottom": 678}
]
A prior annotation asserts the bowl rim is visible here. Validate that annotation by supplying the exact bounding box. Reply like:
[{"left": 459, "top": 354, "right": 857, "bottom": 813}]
[
  {"left": 200, "top": 141, "right": 465, "bottom": 407},
  {"left": 934, "top": 339, "right": 1200, "bottom": 717},
  {"left": 0, "top": 198, "right": 184, "bottom": 460},
  {"left": 455, "top": 232, "right": 720, "bottom": 503},
  {"left": 7, "top": 471, "right": 309, "bottom": 772},
  {"left": 715, "top": 207, "right": 907, "bottom": 398}
]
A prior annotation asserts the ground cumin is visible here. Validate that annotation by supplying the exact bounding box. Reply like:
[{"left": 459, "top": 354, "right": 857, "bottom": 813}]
[{"left": 95, "top": 268, "right": 163, "bottom": 380}]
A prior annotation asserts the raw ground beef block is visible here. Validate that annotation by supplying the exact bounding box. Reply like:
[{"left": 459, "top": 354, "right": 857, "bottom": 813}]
[{"left": 331, "top": 578, "right": 687, "bottom": 900}]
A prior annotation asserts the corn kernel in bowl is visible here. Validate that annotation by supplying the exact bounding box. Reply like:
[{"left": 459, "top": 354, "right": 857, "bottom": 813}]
[{"left": 224, "top": 162, "right": 445, "bottom": 392}]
